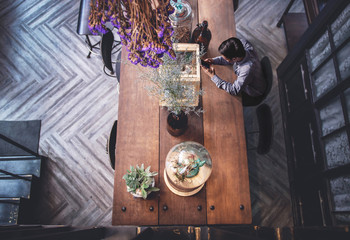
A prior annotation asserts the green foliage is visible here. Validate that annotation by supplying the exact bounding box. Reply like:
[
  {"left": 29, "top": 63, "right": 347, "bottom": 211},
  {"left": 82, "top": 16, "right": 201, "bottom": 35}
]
[
  {"left": 140, "top": 45, "right": 205, "bottom": 116},
  {"left": 122, "top": 164, "right": 159, "bottom": 199}
]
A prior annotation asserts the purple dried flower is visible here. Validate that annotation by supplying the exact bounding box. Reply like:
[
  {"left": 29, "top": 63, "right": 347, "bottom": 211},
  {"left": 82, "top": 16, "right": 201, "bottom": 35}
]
[{"left": 140, "top": 60, "right": 148, "bottom": 67}]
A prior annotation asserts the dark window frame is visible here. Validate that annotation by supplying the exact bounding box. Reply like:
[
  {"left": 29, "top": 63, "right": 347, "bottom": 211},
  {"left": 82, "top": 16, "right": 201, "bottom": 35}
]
[{"left": 306, "top": 8, "right": 350, "bottom": 225}]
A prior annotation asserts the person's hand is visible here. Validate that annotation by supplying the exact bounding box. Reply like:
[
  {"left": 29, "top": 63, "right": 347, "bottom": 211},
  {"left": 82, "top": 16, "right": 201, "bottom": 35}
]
[
  {"left": 201, "top": 65, "right": 216, "bottom": 78},
  {"left": 204, "top": 58, "right": 214, "bottom": 64}
]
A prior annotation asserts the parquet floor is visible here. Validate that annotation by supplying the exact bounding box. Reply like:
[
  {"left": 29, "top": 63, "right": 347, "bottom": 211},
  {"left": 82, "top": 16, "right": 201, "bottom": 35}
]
[
  {"left": 0, "top": 0, "right": 304, "bottom": 227},
  {"left": 237, "top": 0, "right": 304, "bottom": 227}
]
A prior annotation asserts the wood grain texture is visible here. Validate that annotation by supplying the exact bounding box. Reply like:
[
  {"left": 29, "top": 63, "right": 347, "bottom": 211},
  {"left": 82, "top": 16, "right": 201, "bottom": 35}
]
[
  {"left": 0, "top": 0, "right": 295, "bottom": 227},
  {"left": 199, "top": 0, "right": 252, "bottom": 224},
  {"left": 158, "top": 109, "right": 207, "bottom": 225},
  {"left": 112, "top": 47, "right": 159, "bottom": 225}
]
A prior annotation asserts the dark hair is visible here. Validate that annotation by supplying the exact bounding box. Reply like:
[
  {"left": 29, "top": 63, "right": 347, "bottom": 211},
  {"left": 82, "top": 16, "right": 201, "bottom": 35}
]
[{"left": 218, "top": 37, "right": 245, "bottom": 59}]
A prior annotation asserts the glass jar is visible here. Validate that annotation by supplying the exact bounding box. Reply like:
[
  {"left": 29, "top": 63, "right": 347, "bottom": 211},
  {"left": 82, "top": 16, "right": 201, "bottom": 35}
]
[
  {"left": 169, "top": 0, "right": 193, "bottom": 43},
  {"left": 164, "top": 141, "right": 212, "bottom": 196}
]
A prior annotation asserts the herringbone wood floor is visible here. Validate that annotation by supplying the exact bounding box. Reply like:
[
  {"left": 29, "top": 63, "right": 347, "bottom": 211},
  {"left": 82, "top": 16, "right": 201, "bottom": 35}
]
[
  {"left": 0, "top": 0, "right": 304, "bottom": 227},
  {"left": 238, "top": 0, "right": 304, "bottom": 227}
]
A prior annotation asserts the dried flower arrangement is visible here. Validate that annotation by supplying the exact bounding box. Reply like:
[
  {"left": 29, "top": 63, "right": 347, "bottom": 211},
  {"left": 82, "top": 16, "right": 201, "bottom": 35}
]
[
  {"left": 88, "top": 0, "right": 176, "bottom": 68},
  {"left": 140, "top": 43, "right": 204, "bottom": 116}
]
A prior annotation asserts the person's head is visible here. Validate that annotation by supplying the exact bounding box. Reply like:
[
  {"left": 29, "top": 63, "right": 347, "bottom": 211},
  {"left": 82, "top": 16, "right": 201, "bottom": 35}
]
[{"left": 218, "top": 37, "right": 246, "bottom": 63}]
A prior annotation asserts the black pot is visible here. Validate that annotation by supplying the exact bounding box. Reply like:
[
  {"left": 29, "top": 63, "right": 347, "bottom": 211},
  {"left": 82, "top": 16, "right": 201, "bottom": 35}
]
[{"left": 167, "top": 111, "right": 188, "bottom": 137}]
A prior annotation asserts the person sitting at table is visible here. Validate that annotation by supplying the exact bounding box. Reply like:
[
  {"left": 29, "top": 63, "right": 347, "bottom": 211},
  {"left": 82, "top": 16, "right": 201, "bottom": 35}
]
[{"left": 201, "top": 37, "right": 266, "bottom": 104}]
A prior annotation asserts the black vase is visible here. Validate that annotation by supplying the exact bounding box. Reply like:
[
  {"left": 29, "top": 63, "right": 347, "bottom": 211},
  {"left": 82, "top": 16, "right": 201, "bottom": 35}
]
[{"left": 167, "top": 111, "right": 188, "bottom": 137}]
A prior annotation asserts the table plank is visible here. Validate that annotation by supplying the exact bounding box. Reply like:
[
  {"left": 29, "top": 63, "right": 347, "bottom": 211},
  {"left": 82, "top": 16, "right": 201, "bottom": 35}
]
[
  {"left": 113, "top": 0, "right": 251, "bottom": 225},
  {"left": 159, "top": 109, "right": 207, "bottom": 225},
  {"left": 157, "top": 0, "right": 207, "bottom": 225},
  {"left": 112, "top": 47, "right": 160, "bottom": 225},
  {"left": 199, "top": 0, "right": 252, "bottom": 224}
]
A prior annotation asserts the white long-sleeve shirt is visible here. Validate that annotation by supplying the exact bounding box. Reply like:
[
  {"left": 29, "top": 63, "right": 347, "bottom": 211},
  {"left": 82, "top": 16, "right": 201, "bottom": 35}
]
[{"left": 211, "top": 39, "right": 266, "bottom": 97}]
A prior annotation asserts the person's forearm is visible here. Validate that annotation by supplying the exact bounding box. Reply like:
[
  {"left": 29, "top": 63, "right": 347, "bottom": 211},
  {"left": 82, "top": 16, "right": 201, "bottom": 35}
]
[
  {"left": 212, "top": 56, "right": 231, "bottom": 65},
  {"left": 211, "top": 75, "right": 239, "bottom": 95}
]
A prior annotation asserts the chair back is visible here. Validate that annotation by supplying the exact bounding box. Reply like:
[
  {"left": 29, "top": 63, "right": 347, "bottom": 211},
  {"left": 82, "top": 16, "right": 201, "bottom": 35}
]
[
  {"left": 260, "top": 56, "right": 273, "bottom": 100},
  {"left": 242, "top": 56, "right": 273, "bottom": 106},
  {"left": 256, "top": 104, "right": 273, "bottom": 154},
  {"left": 233, "top": 0, "right": 239, "bottom": 12},
  {"left": 77, "top": 0, "right": 92, "bottom": 35},
  {"left": 108, "top": 120, "right": 118, "bottom": 170},
  {"left": 101, "top": 31, "right": 115, "bottom": 74}
]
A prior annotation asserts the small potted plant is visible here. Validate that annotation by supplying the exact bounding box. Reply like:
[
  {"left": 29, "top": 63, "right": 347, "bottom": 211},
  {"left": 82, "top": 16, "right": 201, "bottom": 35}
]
[
  {"left": 122, "top": 164, "right": 160, "bottom": 199},
  {"left": 140, "top": 43, "right": 204, "bottom": 136}
]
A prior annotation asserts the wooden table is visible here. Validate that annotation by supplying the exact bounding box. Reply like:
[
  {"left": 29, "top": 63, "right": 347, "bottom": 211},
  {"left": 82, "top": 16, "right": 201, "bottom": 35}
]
[{"left": 112, "top": 0, "right": 251, "bottom": 225}]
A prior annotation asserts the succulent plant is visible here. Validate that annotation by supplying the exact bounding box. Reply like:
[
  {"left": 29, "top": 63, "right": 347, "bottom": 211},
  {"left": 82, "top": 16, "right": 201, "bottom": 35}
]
[{"left": 122, "top": 164, "right": 159, "bottom": 199}]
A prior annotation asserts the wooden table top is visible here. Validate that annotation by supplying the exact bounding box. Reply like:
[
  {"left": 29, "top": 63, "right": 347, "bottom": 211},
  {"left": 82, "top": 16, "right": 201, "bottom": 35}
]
[{"left": 112, "top": 0, "right": 251, "bottom": 226}]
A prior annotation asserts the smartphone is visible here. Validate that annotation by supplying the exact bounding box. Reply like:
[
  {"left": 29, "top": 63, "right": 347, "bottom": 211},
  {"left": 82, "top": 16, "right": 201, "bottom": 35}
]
[{"left": 201, "top": 59, "right": 210, "bottom": 69}]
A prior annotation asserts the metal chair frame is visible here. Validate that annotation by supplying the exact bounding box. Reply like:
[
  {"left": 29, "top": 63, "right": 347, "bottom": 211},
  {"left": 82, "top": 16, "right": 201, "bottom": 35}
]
[{"left": 84, "top": 35, "right": 100, "bottom": 58}]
